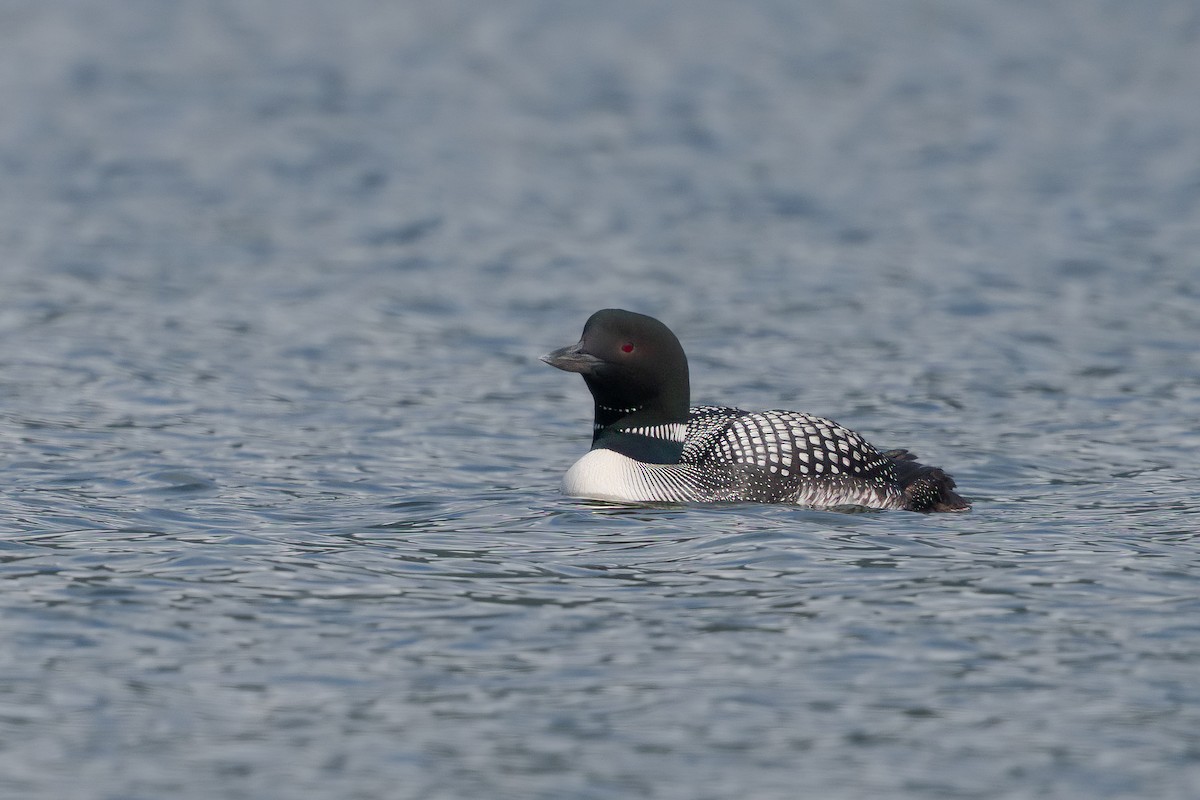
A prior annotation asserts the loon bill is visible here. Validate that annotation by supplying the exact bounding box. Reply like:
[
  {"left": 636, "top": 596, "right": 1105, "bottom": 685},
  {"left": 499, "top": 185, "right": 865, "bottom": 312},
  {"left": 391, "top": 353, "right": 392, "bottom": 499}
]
[{"left": 541, "top": 308, "right": 970, "bottom": 512}]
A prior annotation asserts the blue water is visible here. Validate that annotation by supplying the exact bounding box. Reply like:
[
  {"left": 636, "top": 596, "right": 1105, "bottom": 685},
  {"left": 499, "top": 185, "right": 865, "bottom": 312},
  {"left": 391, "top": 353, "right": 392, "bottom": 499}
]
[{"left": 2, "top": 2, "right": 1199, "bottom": 798}]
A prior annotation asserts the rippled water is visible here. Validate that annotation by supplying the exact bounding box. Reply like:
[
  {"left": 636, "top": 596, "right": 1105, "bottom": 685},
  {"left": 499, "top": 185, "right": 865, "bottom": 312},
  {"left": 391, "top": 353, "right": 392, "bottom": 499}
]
[{"left": 2, "top": 2, "right": 1199, "bottom": 798}]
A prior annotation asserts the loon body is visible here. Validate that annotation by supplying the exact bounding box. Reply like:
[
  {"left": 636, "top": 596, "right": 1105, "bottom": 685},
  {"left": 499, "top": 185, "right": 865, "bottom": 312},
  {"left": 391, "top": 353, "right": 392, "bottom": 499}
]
[{"left": 542, "top": 309, "right": 969, "bottom": 512}]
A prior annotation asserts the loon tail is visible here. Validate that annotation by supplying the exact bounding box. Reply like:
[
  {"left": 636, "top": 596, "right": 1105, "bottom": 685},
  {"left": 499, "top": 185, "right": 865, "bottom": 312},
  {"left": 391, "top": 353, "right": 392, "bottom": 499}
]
[{"left": 882, "top": 449, "right": 971, "bottom": 513}]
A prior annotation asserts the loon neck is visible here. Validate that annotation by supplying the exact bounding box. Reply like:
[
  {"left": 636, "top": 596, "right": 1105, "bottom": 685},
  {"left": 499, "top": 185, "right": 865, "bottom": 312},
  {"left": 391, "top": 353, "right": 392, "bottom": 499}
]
[
  {"left": 593, "top": 403, "right": 688, "bottom": 437},
  {"left": 590, "top": 404, "right": 688, "bottom": 464}
]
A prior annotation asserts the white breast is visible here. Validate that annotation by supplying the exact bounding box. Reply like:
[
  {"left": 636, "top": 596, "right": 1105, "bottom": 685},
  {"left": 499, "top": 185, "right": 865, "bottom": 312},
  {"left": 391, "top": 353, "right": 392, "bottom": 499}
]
[{"left": 561, "top": 449, "right": 698, "bottom": 503}]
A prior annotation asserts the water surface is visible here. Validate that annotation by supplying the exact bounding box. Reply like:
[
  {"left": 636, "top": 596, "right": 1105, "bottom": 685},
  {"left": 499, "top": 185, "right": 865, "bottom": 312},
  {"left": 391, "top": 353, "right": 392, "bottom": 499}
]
[{"left": 1, "top": 2, "right": 1198, "bottom": 798}]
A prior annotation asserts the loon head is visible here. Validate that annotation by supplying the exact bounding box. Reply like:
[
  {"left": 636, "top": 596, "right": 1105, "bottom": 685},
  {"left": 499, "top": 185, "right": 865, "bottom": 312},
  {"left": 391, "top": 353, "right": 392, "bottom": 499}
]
[{"left": 542, "top": 309, "right": 691, "bottom": 431}]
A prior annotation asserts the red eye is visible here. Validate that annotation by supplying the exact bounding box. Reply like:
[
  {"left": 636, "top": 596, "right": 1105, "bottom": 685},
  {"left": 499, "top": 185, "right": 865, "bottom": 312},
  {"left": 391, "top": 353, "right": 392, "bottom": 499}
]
[{"left": 621, "top": 343, "right": 635, "bottom": 353}]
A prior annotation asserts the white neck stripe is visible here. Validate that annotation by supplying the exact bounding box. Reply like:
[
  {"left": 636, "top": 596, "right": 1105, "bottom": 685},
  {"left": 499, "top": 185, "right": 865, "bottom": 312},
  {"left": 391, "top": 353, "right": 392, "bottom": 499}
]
[
  {"left": 598, "top": 403, "right": 643, "bottom": 415},
  {"left": 616, "top": 423, "right": 688, "bottom": 443}
]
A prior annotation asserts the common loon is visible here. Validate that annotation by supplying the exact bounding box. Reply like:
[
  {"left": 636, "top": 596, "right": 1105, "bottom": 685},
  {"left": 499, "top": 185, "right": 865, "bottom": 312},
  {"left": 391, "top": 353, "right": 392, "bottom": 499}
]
[{"left": 542, "top": 309, "right": 969, "bottom": 512}]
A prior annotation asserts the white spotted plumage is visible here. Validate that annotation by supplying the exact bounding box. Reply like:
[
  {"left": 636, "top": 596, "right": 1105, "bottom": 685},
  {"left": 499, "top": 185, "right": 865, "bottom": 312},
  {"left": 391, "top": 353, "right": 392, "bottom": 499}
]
[{"left": 678, "top": 406, "right": 906, "bottom": 507}]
